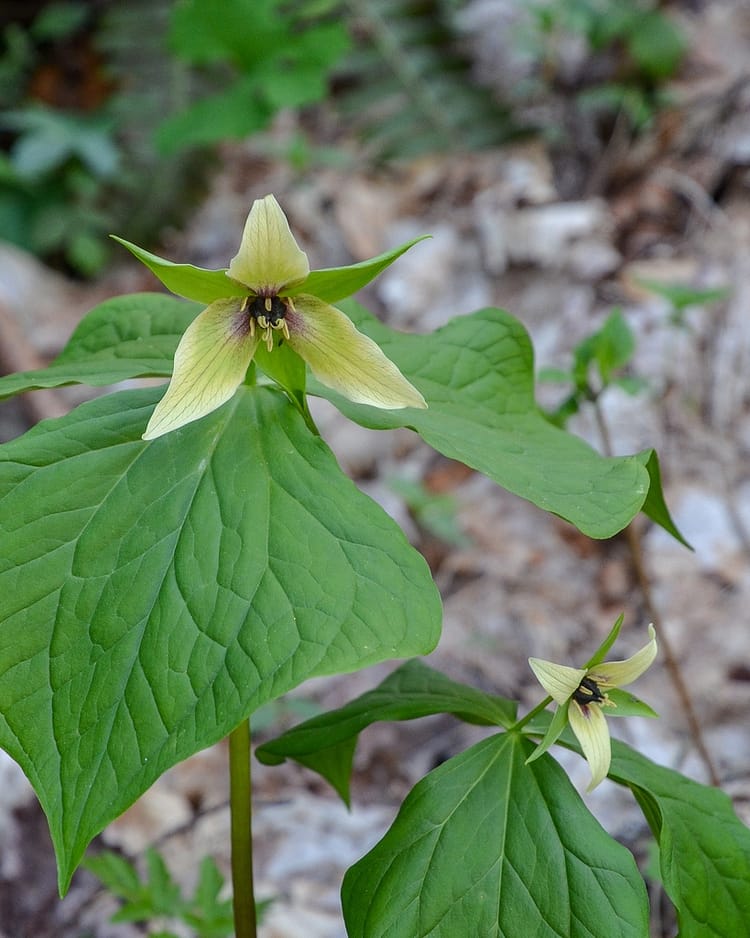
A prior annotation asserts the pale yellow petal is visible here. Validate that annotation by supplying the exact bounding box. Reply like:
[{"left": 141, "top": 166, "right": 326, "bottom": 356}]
[
  {"left": 528, "top": 658, "right": 586, "bottom": 706},
  {"left": 143, "top": 298, "right": 258, "bottom": 440},
  {"left": 287, "top": 296, "right": 427, "bottom": 410},
  {"left": 590, "top": 625, "right": 657, "bottom": 690},
  {"left": 227, "top": 194, "right": 309, "bottom": 293},
  {"left": 569, "top": 700, "right": 611, "bottom": 791}
]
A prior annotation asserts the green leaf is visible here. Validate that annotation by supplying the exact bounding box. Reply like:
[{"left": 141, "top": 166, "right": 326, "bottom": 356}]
[
  {"left": 183, "top": 856, "right": 235, "bottom": 936},
  {"left": 83, "top": 850, "right": 143, "bottom": 900},
  {"left": 594, "top": 309, "right": 635, "bottom": 384},
  {"left": 154, "top": 77, "right": 272, "bottom": 155},
  {"left": 143, "top": 848, "right": 183, "bottom": 917},
  {"left": 317, "top": 301, "right": 662, "bottom": 540},
  {"left": 0, "top": 294, "right": 197, "bottom": 400},
  {"left": 0, "top": 293, "right": 682, "bottom": 543},
  {"left": 635, "top": 279, "right": 728, "bottom": 312},
  {"left": 634, "top": 449, "right": 691, "bottom": 548},
  {"left": 0, "top": 385, "right": 440, "bottom": 891},
  {"left": 610, "top": 741, "right": 750, "bottom": 937},
  {"left": 254, "top": 340, "right": 307, "bottom": 403},
  {"left": 112, "top": 237, "right": 247, "bottom": 304},
  {"left": 537, "top": 365, "right": 573, "bottom": 384},
  {"left": 612, "top": 375, "right": 649, "bottom": 396},
  {"left": 342, "top": 733, "right": 649, "bottom": 937},
  {"left": 286, "top": 237, "right": 430, "bottom": 304},
  {"left": 627, "top": 10, "right": 685, "bottom": 80},
  {"left": 256, "top": 660, "right": 515, "bottom": 804}
]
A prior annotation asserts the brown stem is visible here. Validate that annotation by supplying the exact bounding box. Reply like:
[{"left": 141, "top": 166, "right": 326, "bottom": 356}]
[{"left": 593, "top": 400, "right": 720, "bottom": 786}]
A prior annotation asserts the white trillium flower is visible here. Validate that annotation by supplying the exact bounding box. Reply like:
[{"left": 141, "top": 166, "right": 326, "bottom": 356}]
[
  {"left": 529, "top": 625, "right": 657, "bottom": 790},
  {"left": 133, "top": 194, "right": 427, "bottom": 440}
]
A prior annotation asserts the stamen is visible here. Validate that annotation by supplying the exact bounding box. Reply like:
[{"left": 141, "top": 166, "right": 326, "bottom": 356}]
[
  {"left": 573, "top": 676, "right": 606, "bottom": 707},
  {"left": 245, "top": 294, "right": 289, "bottom": 350}
]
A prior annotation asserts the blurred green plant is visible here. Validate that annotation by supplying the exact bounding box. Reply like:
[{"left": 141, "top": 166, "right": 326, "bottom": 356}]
[
  {"left": 635, "top": 278, "right": 729, "bottom": 328},
  {"left": 336, "top": 0, "right": 518, "bottom": 159},
  {"left": 388, "top": 475, "right": 471, "bottom": 547},
  {"left": 85, "top": 847, "right": 270, "bottom": 938},
  {"left": 0, "top": 0, "right": 349, "bottom": 276},
  {"left": 155, "top": 0, "right": 350, "bottom": 154},
  {"left": 533, "top": 0, "right": 686, "bottom": 129},
  {"left": 538, "top": 308, "right": 647, "bottom": 426},
  {"left": 0, "top": 107, "right": 118, "bottom": 275}
]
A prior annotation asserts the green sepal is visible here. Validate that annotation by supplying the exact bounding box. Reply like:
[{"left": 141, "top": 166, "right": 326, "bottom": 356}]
[
  {"left": 111, "top": 236, "right": 247, "bottom": 304},
  {"left": 254, "top": 340, "right": 307, "bottom": 408},
  {"left": 286, "top": 236, "right": 430, "bottom": 304},
  {"left": 256, "top": 660, "right": 516, "bottom": 805},
  {"left": 112, "top": 235, "right": 429, "bottom": 308},
  {"left": 586, "top": 612, "right": 625, "bottom": 668},
  {"left": 605, "top": 688, "right": 658, "bottom": 718},
  {"left": 525, "top": 700, "right": 569, "bottom": 764}
]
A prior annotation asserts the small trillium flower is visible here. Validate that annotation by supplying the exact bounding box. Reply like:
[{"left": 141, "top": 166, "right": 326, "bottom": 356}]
[
  {"left": 529, "top": 624, "right": 657, "bottom": 790},
  {"left": 120, "top": 194, "right": 427, "bottom": 440}
]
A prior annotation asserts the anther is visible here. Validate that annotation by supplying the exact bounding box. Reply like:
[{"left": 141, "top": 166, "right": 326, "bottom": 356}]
[{"left": 572, "top": 676, "right": 606, "bottom": 707}]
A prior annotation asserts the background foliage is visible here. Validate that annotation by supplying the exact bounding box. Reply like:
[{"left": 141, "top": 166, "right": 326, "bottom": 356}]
[{"left": 0, "top": 0, "right": 684, "bottom": 274}]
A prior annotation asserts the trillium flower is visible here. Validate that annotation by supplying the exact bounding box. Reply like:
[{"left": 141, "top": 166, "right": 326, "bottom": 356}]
[
  {"left": 528, "top": 624, "right": 657, "bottom": 790},
  {"left": 115, "top": 194, "right": 427, "bottom": 440}
]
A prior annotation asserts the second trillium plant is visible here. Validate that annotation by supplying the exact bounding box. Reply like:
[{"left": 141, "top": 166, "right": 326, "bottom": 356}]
[
  {"left": 115, "top": 194, "right": 426, "bottom": 440},
  {"left": 528, "top": 619, "right": 658, "bottom": 789}
]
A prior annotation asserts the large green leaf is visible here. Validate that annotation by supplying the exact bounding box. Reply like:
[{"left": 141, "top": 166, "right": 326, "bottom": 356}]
[
  {"left": 342, "top": 733, "right": 649, "bottom": 937},
  {"left": 0, "top": 385, "right": 440, "bottom": 891},
  {"left": 256, "top": 660, "right": 516, "bottom": 803},
  {"left": 318, "top": 300, "right": 667, "bottom": 540},
  {"left": 0, "top": 293, "right": 196, "bottom": 399},
  {"left": 609, "top": 741, "right": 750, "bottom": 937}
]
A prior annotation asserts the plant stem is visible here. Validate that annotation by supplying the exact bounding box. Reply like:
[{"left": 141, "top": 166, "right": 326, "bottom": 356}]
[
  {"left": 511, "top": 696, "right": 553, "bottom": 733},
  {"left": 592, "top": 400, "right": 720, "bottom": 786},
  {"left": 229, "top": 719, "right": 257, "bottom": 938}
]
